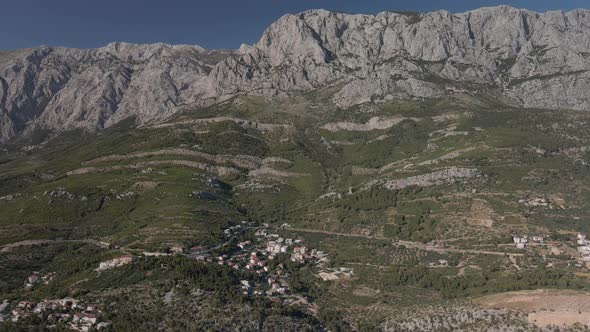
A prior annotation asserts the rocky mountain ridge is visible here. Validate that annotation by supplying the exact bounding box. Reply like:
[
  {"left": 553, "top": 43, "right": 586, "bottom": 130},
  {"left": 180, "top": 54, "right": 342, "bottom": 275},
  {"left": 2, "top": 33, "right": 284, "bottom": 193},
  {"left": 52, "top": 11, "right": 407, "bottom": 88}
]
[{"left": 2, "top": 5, "right": 590, "bottom": 142}]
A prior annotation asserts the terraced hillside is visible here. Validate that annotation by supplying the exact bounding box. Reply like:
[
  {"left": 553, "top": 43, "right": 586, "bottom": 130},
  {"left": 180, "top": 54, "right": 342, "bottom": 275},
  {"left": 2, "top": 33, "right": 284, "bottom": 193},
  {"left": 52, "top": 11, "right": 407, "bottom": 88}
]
[{"left": 2, "top": 93, "right": 590, "bottom": 330}]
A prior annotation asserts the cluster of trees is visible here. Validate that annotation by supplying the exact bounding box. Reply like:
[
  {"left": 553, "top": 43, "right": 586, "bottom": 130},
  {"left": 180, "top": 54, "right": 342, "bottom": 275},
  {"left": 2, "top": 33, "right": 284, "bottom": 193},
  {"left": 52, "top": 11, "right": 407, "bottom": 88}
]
[
  {"left": 383, "top": 215, "right": 437, "bottom": 243},
  {"left": 332, "top": 187, "right": 399, "bottom": 212},
  {"left": 384, "top": 263, "right": 586, "bottom": 299},
  {"left": 318, "top": 308, "right": 351, "bottom": 332},
  {"left": 266, "top": 254, "right": 324, "bottom": 300},
  {"left": 198, "top": 122, "right": 270, "bottom": 157},
  {"left": 341, "top": 119, "right": 428, "bottom": 168},
  {"left": 1, "top": 243, "right": 106, "bottom": 299},
  {"left": 147, "top": 256, "right": 246, "bottom": 303}
]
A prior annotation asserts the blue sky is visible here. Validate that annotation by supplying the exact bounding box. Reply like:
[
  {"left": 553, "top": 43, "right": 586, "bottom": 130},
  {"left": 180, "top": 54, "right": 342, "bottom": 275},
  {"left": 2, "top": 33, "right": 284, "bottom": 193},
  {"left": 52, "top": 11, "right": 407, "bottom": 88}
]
[{"left": 1, "top": 0, "right": 588, "bottom": 50}]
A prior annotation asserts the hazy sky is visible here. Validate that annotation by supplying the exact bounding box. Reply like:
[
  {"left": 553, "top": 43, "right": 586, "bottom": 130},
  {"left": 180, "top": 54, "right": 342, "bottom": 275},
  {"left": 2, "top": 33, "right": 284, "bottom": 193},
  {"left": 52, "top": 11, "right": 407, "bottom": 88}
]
[{"left": 1, "top": 0, "right": 588, "bottom": 50}]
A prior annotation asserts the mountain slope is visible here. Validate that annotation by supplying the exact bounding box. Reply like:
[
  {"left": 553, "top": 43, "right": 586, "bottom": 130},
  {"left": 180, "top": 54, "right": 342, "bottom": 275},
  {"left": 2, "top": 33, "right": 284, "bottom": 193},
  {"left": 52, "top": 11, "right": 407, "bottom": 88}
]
[{"left": 2, "top": 93, "right": 590, "bottom": 329}]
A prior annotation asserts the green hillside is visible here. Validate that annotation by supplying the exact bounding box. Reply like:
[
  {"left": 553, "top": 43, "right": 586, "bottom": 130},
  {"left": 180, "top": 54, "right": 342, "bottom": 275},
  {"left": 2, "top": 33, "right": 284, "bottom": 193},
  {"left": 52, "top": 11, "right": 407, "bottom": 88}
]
[{"left": 2, "top": 94, "right": 590, "bottom": 330}]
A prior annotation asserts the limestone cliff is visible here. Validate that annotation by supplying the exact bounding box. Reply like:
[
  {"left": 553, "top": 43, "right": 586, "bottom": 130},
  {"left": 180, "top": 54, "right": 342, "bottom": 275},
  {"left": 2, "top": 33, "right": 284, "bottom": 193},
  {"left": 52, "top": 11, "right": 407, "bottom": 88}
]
[{"left": 2, "top": 6, "right": 590, "bottom": 142}]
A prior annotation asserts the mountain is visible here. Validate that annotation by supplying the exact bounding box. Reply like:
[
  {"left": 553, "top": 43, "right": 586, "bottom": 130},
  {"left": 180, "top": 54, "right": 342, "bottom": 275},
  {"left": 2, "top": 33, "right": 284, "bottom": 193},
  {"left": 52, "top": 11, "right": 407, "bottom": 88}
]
[
  {"left": 2, "top": 6, "right": 590, "bottom": 143},
  {"left": 3, "top": 5, "right": 590, "bottom": 330},
  {"left": 0, "top": 43, "right": 237, "bottom": 142}
]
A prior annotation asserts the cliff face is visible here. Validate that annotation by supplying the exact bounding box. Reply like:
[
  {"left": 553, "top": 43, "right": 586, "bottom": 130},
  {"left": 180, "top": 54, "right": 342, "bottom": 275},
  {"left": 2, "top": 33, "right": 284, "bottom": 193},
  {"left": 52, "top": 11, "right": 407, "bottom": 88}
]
[
  {"left": 2, "top": 6, "right": 590, "bottom": 142},
  {"left": 223, "top": 6, "right": 590, "bottom": 108},
  {"left": 0, "top": 43, "right": 236, "bottom": 141}
]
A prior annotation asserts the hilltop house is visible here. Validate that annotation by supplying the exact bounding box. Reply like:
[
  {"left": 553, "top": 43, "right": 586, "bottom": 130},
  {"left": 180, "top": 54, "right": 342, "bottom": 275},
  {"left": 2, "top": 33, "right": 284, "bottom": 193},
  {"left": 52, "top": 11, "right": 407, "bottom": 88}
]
[
  {"left": 512, "top": 236, "right": 528, "bottom": 244},
  {"left": 97, "top": 255, "right": 133, "bottom": 271}
]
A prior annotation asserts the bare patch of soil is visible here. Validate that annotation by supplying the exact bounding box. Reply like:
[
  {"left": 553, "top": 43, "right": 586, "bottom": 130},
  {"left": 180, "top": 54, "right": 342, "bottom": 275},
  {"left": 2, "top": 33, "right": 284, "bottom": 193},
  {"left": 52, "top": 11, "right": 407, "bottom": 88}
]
[
  {"left": 475, "top": 289, "right": 590, "bottom": 327},
  {"left": 352, "top": 286, "right": 381, "bottom": 297},
  {"left": 131, "top": 181, "right": 160, "bottom": 192},
  {"left": 466, "top": 199, "right": 495, "bottom": 228}
]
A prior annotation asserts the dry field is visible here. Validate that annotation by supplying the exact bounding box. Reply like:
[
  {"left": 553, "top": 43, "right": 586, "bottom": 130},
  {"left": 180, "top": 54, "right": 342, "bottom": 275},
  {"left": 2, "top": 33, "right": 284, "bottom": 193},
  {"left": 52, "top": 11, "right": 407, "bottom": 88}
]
[{"left": 474, "top": 289, "right": 590, "bottom": 327}]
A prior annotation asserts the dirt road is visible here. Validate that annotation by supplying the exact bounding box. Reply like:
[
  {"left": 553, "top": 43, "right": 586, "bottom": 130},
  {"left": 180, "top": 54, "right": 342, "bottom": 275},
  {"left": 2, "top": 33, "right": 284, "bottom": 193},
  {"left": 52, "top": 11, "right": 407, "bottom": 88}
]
[
  {"left": 0, "top": 239, "right": 110, "bottom": 253},
  {"left": 288, "top": 227, "right": 523, "bottom": 257}
]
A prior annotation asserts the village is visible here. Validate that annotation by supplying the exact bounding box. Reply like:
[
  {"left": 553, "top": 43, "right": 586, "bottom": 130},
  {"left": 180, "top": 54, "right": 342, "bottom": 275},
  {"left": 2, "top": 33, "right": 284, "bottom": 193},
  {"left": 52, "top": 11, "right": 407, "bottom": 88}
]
[
  {"left": 1, "top": 222, "right": 351, "bottom": 328},
  {"left": 3, "top": 254, "right": 134, "bottom": 330},
  {"left": 3, "top": 272, "right": 107, "bottom": 329},
  {"left": 511, "top": 234, "right": 546, "bottom": 249},
  {"left": 24, "top": 271, "right": 57, "bottom": 289},
  {"left": 512, "top": 232, "right": 590, "bottom": 264},
  {"left": 188, "top": 222, "right": 338, "bottom": 298},
  {"left": 8, "top": 298, "right": 108, "bottom": 331},
  {"left": 9, "top": 222, "right": 590, "bottom": 329}
]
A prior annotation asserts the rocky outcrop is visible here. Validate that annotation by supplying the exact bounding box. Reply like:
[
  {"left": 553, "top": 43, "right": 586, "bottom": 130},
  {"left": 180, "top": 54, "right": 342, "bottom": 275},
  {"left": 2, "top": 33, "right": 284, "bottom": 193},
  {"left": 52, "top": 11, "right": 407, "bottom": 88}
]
[
  {"left": 320, "top": 116, "right": 416, "bottom": 132},
  {"left": 84, "top": 148, "right": 263, "bottom": 170},
  {"left": 248, "top": 167, "right": 309, "bottom": 178},
  {"left": 2, "top": 6, "right": 590, "bottom": 142},
  {"left": 67, "top": 160, "right": 240, "bottom": 178},
  {"left": 151, "top": 116, "right": 293, "bottom": 132},
  {"left": 382, "top": 167, "right": 482, "bottom": 190}
]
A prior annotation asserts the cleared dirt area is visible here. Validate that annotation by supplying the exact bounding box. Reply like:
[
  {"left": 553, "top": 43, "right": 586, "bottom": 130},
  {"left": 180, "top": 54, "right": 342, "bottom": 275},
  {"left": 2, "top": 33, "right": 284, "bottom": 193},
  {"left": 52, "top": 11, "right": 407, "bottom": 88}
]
[
  {"left": 131, "top": 181, "right": 160, "bottom": 192},
  {"left": 0, "top": 239, "right": 109, "bottom": 252},
  {"left": 475, "top": 289, "right": 590, "bottom": 327},
  {"left": 352, "top": 286, "right": 381, "bottom": 297},
  {"left": 467, "top": 199, "right": 496, "bottom": 228}
]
